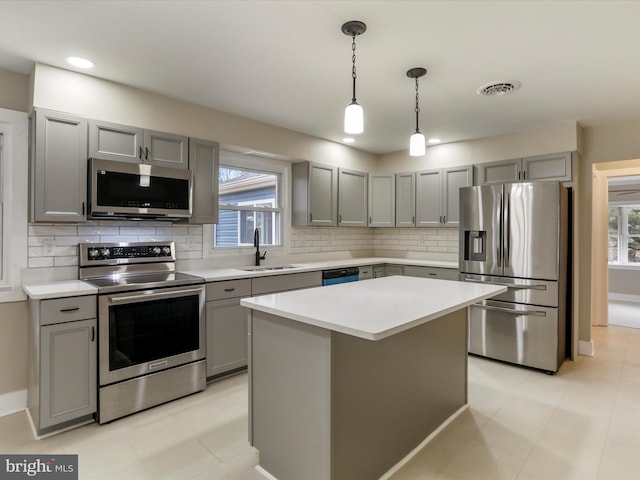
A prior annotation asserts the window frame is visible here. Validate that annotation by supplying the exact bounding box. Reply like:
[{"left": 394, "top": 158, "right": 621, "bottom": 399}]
[
  {"left": 203, "top": 150, "right": 291, "bottom": 259},
  {"left": 608, "top": 204, "right": 640, "bottom": 266},
  {"left": 0, "top": 108, "right": 29, "bottom": 302}
]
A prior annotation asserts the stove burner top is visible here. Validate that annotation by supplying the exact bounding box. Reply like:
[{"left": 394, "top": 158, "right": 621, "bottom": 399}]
[
  {"left": 78, "top": 241, "right": 203, "bottom": 293},
  {"left": 83, "top": 271, "right": 203, "bottom": 294}
]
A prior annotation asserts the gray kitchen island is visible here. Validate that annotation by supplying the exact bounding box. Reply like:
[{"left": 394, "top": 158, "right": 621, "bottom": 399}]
[{"left": 241, "top": 276, "right": 506, "bottom": 480}]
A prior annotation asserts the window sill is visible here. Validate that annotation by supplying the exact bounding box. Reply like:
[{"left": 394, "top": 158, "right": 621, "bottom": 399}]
[{"left": 608, "top": 264, "right": 640, "bottom": 270}]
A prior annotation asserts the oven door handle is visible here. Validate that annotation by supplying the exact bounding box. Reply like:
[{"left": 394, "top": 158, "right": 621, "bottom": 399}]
[{"left": 109, "top": 287, "right": 203, "bottom": 304}]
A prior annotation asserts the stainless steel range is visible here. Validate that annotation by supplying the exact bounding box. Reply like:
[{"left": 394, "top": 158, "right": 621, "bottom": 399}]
[{"left": 79, "top": 241, "right": 206, "bottom": 424}]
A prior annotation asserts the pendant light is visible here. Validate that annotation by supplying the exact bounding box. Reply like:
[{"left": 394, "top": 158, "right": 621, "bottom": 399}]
[
  {"left": 407, "top": 67, "right": 427, "bottom": 156},
  {"left": 342, "top": 21, "right": 366, "bottom": 134}
]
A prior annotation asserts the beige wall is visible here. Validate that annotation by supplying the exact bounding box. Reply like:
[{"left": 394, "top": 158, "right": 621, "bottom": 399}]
[
  {"left": 32, "top": 64, "right": 377, "bottom": 172},
  {"left": 0, "top": 69, "right": 29, "bottom": 113},
  {"left": 0, "top": 302, "right": 28, "bottom": 395}
]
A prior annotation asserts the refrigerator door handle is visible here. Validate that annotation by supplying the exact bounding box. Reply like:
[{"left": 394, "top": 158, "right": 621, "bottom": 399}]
[
  {"left": 497, "top": 192, "right": 503, "bottom": 267},
  {"left": 504, "top": 192, "right": 511, "bottom": 268},
  {"left": 463, "top": 278, "right": 547, "bottom": 291},
  {"left": 473, "top": 303, "right": 547, "bottom": 317}
]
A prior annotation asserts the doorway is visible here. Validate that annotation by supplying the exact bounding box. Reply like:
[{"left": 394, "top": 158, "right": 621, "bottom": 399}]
[{"left": 592, "top": 160, "right": 640, "bottom": 330}]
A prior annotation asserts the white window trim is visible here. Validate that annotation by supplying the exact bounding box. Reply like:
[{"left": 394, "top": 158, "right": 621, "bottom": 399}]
[
  {"left": 203, "top": 151, "right": 291, "bottom": 259},
  {"left": 0, "top": 108, "right": 29, "bottom": 302},
  {"left": 608, "top": 205, "right": 640, "bottom": 267}
]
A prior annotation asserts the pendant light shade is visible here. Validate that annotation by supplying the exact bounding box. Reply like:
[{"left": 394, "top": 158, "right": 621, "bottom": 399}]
[
  {"left": 410, "top": 131, "right": 426, "bottom": 157},
  {"left": 344, "top": 101, "right": 364, "bottom": 134},
  {"left": 407, "top": 67, "right": 427, "bottom": 157},
  {"left": 342, "top": 21, "right": 366, "bottom": 134}
]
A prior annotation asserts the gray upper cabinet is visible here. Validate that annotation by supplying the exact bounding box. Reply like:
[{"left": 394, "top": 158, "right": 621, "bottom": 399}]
[
  {"left": 368, "top": 173, "right": 395, "bottom": 227},
  {"left": 89, "top": 120, "right": 188, "bottom": 169},
  {"left": 395, "top": 172, "right": 416, "bottom": 227},
  {"left": 88, "top": 119, "right": 143, "bottom": 163},
  {"left": 523, "top": 152, "right": 572, "bottom": 182},
  {"left": 475, "top": 152, "right": 572, "bottom": 185},
  {"left": 292, "top": 162, "right": 338, "bottom": 226},
  {"left": 416, "top": 166, "right": 473, "bottom": 227},
  {"left": 338, "top": 168, "right": 368, "bottom": 227},
  {"left": 415, "top": 169, "right": 442, "bottom": 227},
  {"left": 442, "top": 166, "right": 473, "bottom": 227},
  {"left": 31, "top": 109, "right": 88, "bottom": 222},
  {"left": 188, "top": 138, "right": 219, "bottom": 224}
]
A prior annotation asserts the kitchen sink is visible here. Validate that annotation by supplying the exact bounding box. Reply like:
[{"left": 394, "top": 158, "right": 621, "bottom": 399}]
[{"left": 239, "top": 265, "right": 300, "bottom": 272}]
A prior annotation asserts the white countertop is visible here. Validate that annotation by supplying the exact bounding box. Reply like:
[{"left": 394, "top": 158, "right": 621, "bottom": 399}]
[
  {"left": 22, "top": 280, "right": 98, "bottom": 300},
  {"left": 22, "top": 257, "right": 458, "bottom": 299},
  {"left": 184, "top": 257, "right": 458, "bottom": 282},
  {"left": 241, "top": 276, "right": 506, "bottom": 341}
]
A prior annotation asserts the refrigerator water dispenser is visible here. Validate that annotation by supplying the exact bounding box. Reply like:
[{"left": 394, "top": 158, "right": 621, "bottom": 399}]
[{"left": 464, "top": 230, "right": 486, "bottom": 261}]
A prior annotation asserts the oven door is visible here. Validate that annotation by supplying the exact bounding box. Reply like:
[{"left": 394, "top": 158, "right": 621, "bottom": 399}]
[{"left": 98, "top": 284, "right": 205, "bottom": 386}]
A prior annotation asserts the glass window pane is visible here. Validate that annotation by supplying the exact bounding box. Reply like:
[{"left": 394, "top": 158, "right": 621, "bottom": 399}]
[
  {"left": 627, "top": 236, "right": 640, "bottom": 263},
  {"left": 608, "top": 235, "right": 619, "bottom": 263},
  {"left": 215, "top": 209, "right": 281, "bottom": 247},
  {"left": 608, "top": 208, "right": 619, "bottom": 234},
  {"left": 627, "top": 208, "right": 640, "bottom": 235},
  {"left": 219, "top": 167, "right": 278, "bottom": 207}
]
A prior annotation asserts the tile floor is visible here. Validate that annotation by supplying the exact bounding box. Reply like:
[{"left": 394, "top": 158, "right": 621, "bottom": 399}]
[{"left": 1, "top": 324, "right": 640, "bottom": 479}]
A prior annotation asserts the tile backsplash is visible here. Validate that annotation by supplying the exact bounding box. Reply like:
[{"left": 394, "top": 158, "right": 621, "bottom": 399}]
[
  {"left": 27, "top": 222, "right": 459, "bottom": 269},
  {"left": 27, "top": 221, "right": 203, "bottom": 268}
]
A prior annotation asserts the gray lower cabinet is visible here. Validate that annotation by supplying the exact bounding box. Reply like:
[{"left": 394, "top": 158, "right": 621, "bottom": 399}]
[
  {"left": 31, "top": 109, "right": 88, "bottom": 222},
  {"left": 205, "top": 279, "right": 251, "bottom": 378},
  {"left": 188, "top": 138, "right": 219, "bottom": 224},
  {"left": 28, "top": 295, "right": 97, "bottom": 435},
  {"left": 292, "top": 162, "right": 338, "bottom": 226},
  {"left": 403, "top": 265, "right": 460, "bottom": 281},
  {"left": 338, "top": 168, "right": 368, "bottom": 227},
  {"left": 89, "top": 119, "right": 189, "bottom": 169}
]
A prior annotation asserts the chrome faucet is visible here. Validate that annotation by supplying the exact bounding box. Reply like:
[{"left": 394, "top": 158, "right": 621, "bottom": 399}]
[{"left": 254, "top": 228, "right": 266, "bottom": 266}]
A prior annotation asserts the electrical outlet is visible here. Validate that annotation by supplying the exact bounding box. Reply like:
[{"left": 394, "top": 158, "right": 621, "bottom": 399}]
[{"left": 43, "top": 239, "right": 56, "bottom": 256}]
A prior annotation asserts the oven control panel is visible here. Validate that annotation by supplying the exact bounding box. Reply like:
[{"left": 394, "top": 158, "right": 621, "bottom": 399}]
[{"left": 79, "top": 242, "right": 176, "bottom": 266}]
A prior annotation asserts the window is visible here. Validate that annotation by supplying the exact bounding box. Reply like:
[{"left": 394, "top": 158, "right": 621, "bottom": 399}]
[
  {"left": 0, "top": 108, "right": 28, "bottom": 302},
  {"left": 608, "top": 206, "right": 640, "bottom": 264},
  {"left": 215, "top": 165, "right": 282, "bottom": 248}
]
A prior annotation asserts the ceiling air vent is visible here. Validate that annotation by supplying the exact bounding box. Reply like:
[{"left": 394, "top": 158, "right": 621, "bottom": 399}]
[{"left": 476, "top": 81, "right": 521, "bottom": 97}]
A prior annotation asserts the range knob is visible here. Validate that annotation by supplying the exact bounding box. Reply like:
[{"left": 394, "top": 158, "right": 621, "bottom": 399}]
[
  {"left": 88, "top": 248, "right": 99, "bottom": 259},
  {"left": 152, "top": 246, "right": 162, "bottom": 256},
  {"left": 162, "top": 246, "right": 172, "bottom": 255},
  {"left": 100, "top": 248, "right": 111, "bottom": 258}
]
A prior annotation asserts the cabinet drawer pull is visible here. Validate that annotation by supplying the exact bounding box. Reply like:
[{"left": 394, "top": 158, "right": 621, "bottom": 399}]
[
  {"left": 60, "top": 307, "right": 80, "bottom": 313},
  {"left": 224, "top": 288, "right": 236, "bottom": 292},
  {"left": 428, "top": 273, "right": 438, "bottom": 276}
]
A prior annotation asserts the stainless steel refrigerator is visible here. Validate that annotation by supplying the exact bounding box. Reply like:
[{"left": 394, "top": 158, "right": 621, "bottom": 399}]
[{"left": 459, "top": 182, "right": 569, "bottom": 373}]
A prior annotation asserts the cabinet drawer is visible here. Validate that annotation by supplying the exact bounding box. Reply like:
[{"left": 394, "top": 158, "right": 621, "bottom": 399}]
[
  {"left": 40, "top": 296, "right": 96, "bottom": 325},
  {"left": 404, "top": 265, "right": 460, "bottom": 281},
  {"left": 206, "top": 279, "right": 252, "bottom": 301}
]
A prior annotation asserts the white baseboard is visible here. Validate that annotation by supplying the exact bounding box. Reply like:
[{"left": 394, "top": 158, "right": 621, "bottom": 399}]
[
  {"left": 579, "top": 340, "right": 595, "bottom": 357},
  {"left": 255, "top": 465, "right": 279, "bottom": 480},
  {"left": 0, "top": 389, "right": 26, "bottom": 417},
  {"left": 609, "top": 293, "right": 640, "bottom": 304}
]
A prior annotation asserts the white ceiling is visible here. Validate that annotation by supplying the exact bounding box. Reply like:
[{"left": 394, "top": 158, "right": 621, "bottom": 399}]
[{"left": 1, "top": 1, "right": 640, "bottom": 155}]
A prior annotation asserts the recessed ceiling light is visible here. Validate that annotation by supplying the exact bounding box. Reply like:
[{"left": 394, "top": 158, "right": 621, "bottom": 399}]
[
  {"left": 66, "top": 56, "right": 94, "bottom": 69},
  {"left": 428, "top": 138, "right": 441, "bottom": 144},
  {"left": 343, "top": 138, "right": 355, "bottom": 143}
]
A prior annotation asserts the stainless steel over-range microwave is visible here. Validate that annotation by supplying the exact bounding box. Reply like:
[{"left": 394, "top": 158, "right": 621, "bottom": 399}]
[{"left": 88, "top": 158, "right": 193, "bottom": 220}]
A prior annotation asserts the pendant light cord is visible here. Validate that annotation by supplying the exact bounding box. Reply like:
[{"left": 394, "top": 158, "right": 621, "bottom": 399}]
[
  {"left": 351, "top": 34, "right": 357, "bottom": 102},
  {"left": 414, "top": 77, "right": 420, "bottom": 132}
]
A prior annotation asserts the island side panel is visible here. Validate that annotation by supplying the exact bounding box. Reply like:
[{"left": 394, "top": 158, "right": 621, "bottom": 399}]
[
  {"left": 331, "top": 308, "right": 468, "bottom": 480},
  {"left": 250, "top": 310, "right": 332, "bottom": 480}
]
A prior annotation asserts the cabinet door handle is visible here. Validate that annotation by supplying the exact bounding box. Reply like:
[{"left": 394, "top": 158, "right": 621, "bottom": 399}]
[
  {"left": 139, "top": 145, "right": 144, "bottom": 159},
  {"left": 443, "top": 215, "right": 446, "bottom": 224},
  {"left": 518, "top": 171, "right": 521, "bottom": 181},
  {"left": 369, "top": 216, "right": 372, "bottom": 224},
  {"left": 145, "top": 147, "right": 150, "bottom": 160},
  {"left": 81, "top": 202, "right": 85, "bottom": 216},
  {"left": 310, "top": 213, "right": 313, "bottom": 222},
  {"left": 339, "top": 214, "right": 342, "bottom": 223},
  {"left": 523, "top": 170, "right": 526, "bottom": 181},
  {"left": 224, "top": 288, "right": 236, "bottom": 292},
  {"left": 91, "top": 326, "right": 95, "bottom": 342},
  {"left": 412, "top": 216, "right": 415, "bottom": 224},
  {"left": 60, "top": 307, "right": 80, "bottom": 313}
]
